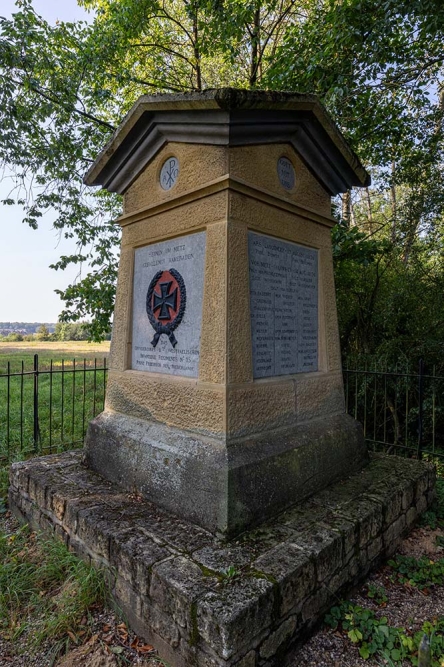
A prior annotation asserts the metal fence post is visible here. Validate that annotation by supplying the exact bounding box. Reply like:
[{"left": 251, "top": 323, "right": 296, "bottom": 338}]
[
  {"left": 418, "top": 358, "right": 424, "bottom": 459},
  {"left": 33, "top": 353, "right": 40, "bottom": 451}
]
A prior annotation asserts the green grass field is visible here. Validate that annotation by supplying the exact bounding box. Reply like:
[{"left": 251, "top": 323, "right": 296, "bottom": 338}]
[{"left": 0, "top": 342, "right": 110, "bottom": 498}]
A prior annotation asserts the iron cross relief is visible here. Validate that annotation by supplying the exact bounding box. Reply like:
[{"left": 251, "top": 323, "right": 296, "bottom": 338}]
[{"left": 153, "top": 281, "right": 178, "bottom": 320}]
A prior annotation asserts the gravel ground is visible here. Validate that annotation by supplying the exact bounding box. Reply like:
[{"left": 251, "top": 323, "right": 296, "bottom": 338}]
[
  {"left": 1, "top": 517, "right": 443, "bottom": 667},
  {"left": 295, "top": 524, "right": 444, "bottom": 667}
]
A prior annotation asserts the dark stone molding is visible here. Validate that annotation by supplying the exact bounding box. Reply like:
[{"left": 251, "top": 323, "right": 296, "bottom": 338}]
[{"left": 84, "top": 89, "right": 370, "bottom": 196}]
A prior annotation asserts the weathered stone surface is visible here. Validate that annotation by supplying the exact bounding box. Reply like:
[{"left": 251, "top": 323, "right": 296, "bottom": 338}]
[
  {"left": 291, "top": 526, "right": 343, "bottom": 584},
  {"left": 9, "top": 451, "right": 435, "bottom": 667},
  {"left": 197, "top": 577, "right": 275, "bottom": 660},
  {"left": 259, "top": 616, "right": 298, "bottom": 660},
  {"left": 252, "top": 543, "right": 315, "bottom": 617},
  {"left": 110, "top": 533, "right": 170, "bottom": 596},
  {"left": 151, "top": 557, "right": 218, "bottom": 633},
  {"left": 85, "top": 410, "right": 368, "bottom": 537},
  {"left": 193, "top": 546, "right": 254, "bottom": 574},
  {"left": 336, "top": 496, "right": 384, "bottom": 548}
]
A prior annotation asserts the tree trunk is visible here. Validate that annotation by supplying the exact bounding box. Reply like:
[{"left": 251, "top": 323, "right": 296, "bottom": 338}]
[
  {"left": 192, "top": 5, "right": 202, "bottom": 91},
  {"left": 342, "top": 189, "right": 351, "bottom": 227},
  {"left": 390, "top": 160, "right": 397, "bottom": 243},
  {"left": 249, "top": 4, "right": 261, "bottom": 87},
  {"left": 364, "top": 187, "right": 373, "bottom": 233}
]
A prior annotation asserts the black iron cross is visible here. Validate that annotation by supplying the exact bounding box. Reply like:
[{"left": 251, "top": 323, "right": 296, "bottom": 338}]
[{"left": 153, "top": 281, "right": 178, "bottom": 320}]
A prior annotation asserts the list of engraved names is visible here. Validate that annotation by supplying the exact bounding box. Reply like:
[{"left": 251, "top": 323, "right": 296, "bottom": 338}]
[{"left": 248, "top": 232, "right": 318, "bottom": 378}]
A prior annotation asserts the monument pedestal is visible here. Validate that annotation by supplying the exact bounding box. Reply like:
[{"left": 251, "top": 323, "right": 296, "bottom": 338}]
[
  {"left": 86, "top": 411, "right": 364, "bottom": 537},
  {"left": 81, "top": 89, "right": 370, "bottom": 536},
  {"left": 9, "top": 90, "right": 437, "bottom": 664}
]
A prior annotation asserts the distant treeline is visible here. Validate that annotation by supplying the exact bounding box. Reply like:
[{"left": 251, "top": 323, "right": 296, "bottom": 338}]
[
  {"left": 0, "top": 322, "right": 56, "bottom": 335},
  {"left": 0, "top": 322, "right": 111, "bottom": 342}
]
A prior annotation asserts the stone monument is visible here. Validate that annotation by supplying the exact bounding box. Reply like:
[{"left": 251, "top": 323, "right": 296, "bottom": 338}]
[
  {"left": 83, "top": 88, "right": 369, "bottom": 537},
  {"left": 9, "top": 89, "right": 436, "bottom": 667}
]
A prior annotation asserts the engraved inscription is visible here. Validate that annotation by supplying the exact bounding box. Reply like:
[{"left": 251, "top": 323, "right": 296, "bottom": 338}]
[
  {"left": 132, "top": 232, "right": 206, "bottom": 377},
  {"left": 248, "top": 232, "right": 318, "bottom": 378},
  {"left": 277, "top": 156, "right": 296, "bottom": 191}
]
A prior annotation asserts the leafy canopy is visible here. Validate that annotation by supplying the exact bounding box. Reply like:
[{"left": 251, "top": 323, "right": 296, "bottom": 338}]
[{"left": 1, "top": 0, "right": 444, "bottom": 352}]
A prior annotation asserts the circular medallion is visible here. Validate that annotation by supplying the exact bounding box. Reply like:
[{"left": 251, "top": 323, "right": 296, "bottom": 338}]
[
  {"left": 160, "top": 157, "right": 179, "bottom": 190},
  {"left": 146, "top": 268, "right": 186, "bottom": 348},
  {"left": 277, "top": 156, "right": 296, "bottom": 191}
]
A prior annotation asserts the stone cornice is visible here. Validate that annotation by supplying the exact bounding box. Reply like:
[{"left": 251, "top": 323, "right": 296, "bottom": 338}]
[{"left": 85, "top": 89, "right": 370, "bottom": 196}]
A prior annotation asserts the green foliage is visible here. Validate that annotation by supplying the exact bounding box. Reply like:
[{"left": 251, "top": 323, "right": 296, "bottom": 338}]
[
  {"left": 366, "top": 583, "right": 388, "bottom": 606},
  {"left": 0, "top": 0, "right": 296, "bottom": 338},
  {"left": 35, "top": 324, "right": 50, "bottom": 341},
  {"left": 388, "top": 555, "right": 444, "bottom": 590},
  {"left": 421, "top": 479, "right": 444, "bottom": 530},
  {"left": 1, "top": 0, "right": 444, "bottom": 349},
  {"left": 53, "top": 321, "right": 92, "bottom": 341},
  {"left": 325, "top": 601, "right": 444, "bottom": 665},
  {"left": 0, "top": 523, "right": 107, "bottom": 646},
  {"left": 221, "top": 565, "right": 239, "bottom": 579},
  {"left": 1, "top": 333, "right": 24, "bottom": 342}
]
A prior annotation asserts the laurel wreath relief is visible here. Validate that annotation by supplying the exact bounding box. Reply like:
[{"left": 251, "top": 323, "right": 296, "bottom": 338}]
[{"left": 145, "top": 268, "right": 187, "bottom": 348}]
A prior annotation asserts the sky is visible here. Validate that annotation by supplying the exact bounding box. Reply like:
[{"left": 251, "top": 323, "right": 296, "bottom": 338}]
[{"left": 0, "top": 0, "right": 94, "bottom": 323}]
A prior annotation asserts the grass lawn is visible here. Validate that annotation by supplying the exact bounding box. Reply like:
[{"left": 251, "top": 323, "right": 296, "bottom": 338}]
[{"left": 0, "top": 341, "right": 110, "bottom": 373}]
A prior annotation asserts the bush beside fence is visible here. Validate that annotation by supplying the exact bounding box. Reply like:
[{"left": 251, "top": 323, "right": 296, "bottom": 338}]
[{"left": 344, "top": 359, "right": 444, "bottom": 461}]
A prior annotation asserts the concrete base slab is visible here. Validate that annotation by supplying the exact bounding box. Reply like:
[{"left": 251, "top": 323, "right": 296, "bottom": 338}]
[{"left": 9, "top": 452, "right": 435, "bottom": 667}]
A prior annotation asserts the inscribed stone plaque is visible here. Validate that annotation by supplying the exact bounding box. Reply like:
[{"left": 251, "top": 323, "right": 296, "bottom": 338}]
[
  {"left": 132, "top": 232, "right": 206, "bottom": 377},
  {"left": 248, "top": 231, "right": 318, "bottom": 379}
]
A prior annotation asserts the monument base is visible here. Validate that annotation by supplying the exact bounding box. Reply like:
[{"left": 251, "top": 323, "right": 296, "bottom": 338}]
[
  {"left": 84, "top": 410, "right": 368, "bottom": 537},
  {"left": 9, "top": 451, "right": 435, "bottom": 667}
]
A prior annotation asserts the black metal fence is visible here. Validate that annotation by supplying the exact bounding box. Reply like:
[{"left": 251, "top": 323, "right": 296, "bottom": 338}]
[
  {"left": 1, "top": 353, "right": 443, "bottom": 465},
  {"left": 344, "top": 359, "right": 444, "bottom": 460},
  {"left": 0, "top": 354, "right": 107, "bottom": 462}
]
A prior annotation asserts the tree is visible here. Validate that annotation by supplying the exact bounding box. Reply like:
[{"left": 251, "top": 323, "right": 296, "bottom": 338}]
[
  {"left": 54, "top": 321, "right": 89, "bottom": 340},
  {"left": 263, "top": 0, "right": 444, "bottom": 364},
  {"left": 266, "top": 0, "right": 444, "bottom": 256},
  {"left": 1, "top": 0, "right": 444, "bottom": 355},
  {"left": 36, "top": 324, "right": 50, "bottom": 340},
  {"left": 0, "top": 0, "right": 301, "bottom": 339}
]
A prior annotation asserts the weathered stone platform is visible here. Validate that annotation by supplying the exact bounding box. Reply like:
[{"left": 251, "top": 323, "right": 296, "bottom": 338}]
[{"left": 9, "top": 452, "right": 435, "bottom": 667}]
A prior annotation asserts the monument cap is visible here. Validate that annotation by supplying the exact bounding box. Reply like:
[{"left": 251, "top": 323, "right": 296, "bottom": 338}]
[{"left": 84, "top": 88, "right": 370, "bottom": 195}]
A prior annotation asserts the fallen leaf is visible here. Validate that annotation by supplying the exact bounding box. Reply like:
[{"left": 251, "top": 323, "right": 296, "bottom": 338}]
[
  {"left": 67, "top": 630, "right": 78, "bottom": 643},
  {"left": 137, "top": 643, "right": 155, "bottom": 654}
]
